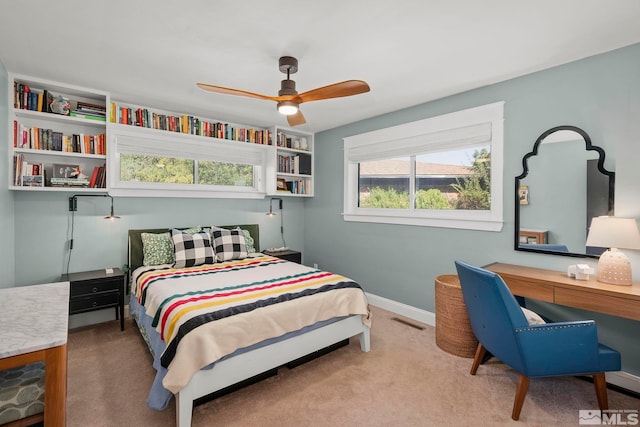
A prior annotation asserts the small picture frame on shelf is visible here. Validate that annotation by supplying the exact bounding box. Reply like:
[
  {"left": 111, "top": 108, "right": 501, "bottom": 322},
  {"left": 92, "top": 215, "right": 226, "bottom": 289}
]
[
  {"left": 53, "top": 163, "right": 82, "bottom": 179},
  {"left": 22, "top": 175, "right": 44, "bottom": 187},
  {"left": 276, "top": 178, "right": 288, "bottom": 192}
]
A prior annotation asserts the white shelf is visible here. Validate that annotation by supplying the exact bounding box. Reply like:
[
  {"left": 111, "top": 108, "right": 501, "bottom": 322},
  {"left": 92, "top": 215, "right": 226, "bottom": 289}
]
[
  {"left": 271, "top": 127, "right": 314, "bottom": 197},
  {"left": 8, "top": 73, "right": 109, "bottom": 192},
  {"left": 8, "top": 74, "right": 314, "bottom": 198}
]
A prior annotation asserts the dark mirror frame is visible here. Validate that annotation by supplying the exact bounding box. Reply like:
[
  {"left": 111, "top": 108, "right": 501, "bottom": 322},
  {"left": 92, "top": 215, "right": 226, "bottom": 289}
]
[{"left": 514, "top": 125, "right": 615, "bottom": 258}]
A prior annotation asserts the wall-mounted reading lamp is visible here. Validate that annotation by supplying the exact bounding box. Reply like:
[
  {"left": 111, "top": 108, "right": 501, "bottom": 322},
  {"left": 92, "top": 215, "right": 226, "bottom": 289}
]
[
  {"left": 266, "top": 197, "right": 287, "bottom": 249},
  {"left": 66, "top": 194, "right": 119, "bottom": 273},
  {"left": 68, "top": 194, "right": 119, "bottom": 220}
]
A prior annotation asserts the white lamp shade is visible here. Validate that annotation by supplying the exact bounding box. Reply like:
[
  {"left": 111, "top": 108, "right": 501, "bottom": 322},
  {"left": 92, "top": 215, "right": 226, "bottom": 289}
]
[{"left": 586, "top": 216, "right": 640, "bottom": 250}]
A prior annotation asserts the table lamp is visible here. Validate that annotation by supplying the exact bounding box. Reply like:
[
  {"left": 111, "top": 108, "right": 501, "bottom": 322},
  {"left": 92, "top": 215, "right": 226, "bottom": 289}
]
[{"left": 585, "top": 216, "right": 640, "bottom": 285}]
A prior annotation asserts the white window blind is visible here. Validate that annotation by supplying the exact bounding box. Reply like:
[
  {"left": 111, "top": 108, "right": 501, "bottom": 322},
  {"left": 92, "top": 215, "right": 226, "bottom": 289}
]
[{"left": 347, "top": 122, "right": 492, "bottom": 162}]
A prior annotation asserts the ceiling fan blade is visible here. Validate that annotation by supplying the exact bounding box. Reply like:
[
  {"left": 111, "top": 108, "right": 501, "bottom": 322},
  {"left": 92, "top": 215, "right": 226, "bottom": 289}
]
[
  {"left": 297, "top": 80, "right": 370, "bottom": 103},
  {"left": 287, "top": 110, "right": 306, "bottom": 127},
  {"left": 196, "top": 83, "right": 279, "bottom": 101}
]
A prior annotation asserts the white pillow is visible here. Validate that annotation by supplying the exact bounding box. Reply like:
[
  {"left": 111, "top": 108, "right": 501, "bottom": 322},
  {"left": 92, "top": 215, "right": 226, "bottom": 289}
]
[{"left": 521, "top": 307, "right": 546, "bottom": 325}]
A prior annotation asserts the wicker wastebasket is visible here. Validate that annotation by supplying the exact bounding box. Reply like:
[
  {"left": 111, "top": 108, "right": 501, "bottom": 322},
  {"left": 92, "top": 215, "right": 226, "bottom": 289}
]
[{"left": 434, "top": 274, "right": 478, "bottom": 358}]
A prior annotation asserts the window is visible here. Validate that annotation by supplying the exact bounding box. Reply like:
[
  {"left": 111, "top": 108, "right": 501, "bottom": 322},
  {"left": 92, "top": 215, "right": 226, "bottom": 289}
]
[
  {"left": 343, "top": 102, "right": 504, "bottom": 231},
  {"left": 108, "top": 128, "right": 269, "bottom": 198}
]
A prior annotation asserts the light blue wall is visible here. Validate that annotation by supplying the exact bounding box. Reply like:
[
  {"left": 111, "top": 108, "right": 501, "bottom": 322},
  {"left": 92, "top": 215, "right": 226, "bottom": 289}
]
[
  {"left": 11, "top": 194, "right": 305, "bottom": 285},
  {"left": 0, "top": 59, "right": 16, "bottom": 288},
  {"left": 304, "top": 43, "right": 640, "bottom": 375}
]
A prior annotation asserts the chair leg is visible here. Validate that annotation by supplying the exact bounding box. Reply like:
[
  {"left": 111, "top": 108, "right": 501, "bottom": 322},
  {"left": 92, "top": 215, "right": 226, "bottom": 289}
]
[
  {"left": 512, "top": 375, "right": 530, "bottom": 421},
  {"left": 470, "top": 343, "right": 486, "bottom": 375},
  {"left": 593, "top": 373, "right": 609, "bottom": 410}
]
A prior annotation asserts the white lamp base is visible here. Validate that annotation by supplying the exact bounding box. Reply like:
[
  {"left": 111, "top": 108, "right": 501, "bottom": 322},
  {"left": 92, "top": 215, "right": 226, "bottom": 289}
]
[{"left": 596, "top": 248, "right": 633, "bottom": 286}]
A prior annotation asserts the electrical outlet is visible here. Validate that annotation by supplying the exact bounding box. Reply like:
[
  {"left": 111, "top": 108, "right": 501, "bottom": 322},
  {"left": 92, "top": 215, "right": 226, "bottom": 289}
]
[{"left": 313, "top": 263, "right": 318, "bottom": 269}]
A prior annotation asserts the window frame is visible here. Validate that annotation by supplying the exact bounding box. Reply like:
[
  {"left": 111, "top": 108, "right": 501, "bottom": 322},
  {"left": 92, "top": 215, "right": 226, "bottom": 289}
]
[
  {"left": 107, "top": 127, "right": 269, "bottom": 198},
  {"left": 343, "top": 102, "right": 504, "bottom": 231}
]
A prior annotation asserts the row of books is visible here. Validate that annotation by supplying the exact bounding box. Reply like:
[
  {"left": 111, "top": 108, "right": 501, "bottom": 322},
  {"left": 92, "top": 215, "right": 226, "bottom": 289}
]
[
  {"left": 13, "top": 82, "right": 52, "bottom": 112},
  {"left": 14, "top": 121, "right": 106, "bottom": 155},
  {"left": 14, "top": 82, "right": 107, "bottom": 119},
  {"left": 110, "top": 102, "right": 272, "bottom": 144},
  {"left": 277, "top": 153, "right": 312, "bottom": 175},
  {"left": 275, "top": 131, "right": 308, "bottom": 150},
  {"left": 13, "top": 154, "right": 44, "bottom": 187},
  {"left": 283, "top": 179, "right": 310, "bottom": 195}
]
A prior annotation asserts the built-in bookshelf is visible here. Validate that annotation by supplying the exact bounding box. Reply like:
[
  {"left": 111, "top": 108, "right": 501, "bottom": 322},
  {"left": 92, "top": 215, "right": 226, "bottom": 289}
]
[
  {"left": 8, "top": 74, "right": 109, "bottom": 192},
  {"left": 8, "top": 74, "right": 314, "bottom": 197},
  {"left": 271, "top": 127, "right": 314, "bottom": 197},
  {"left": 109, "top": 101, "right": 272, "bottom": 145}
]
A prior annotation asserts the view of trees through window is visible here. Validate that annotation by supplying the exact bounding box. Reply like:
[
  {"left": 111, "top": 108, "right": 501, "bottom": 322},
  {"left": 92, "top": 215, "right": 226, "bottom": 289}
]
[
  {"left": 358, "top": 146, "right": 491, "bottom": 210},
  {"left": 120, "top": 154, "right": 253, "bottom": 187}
]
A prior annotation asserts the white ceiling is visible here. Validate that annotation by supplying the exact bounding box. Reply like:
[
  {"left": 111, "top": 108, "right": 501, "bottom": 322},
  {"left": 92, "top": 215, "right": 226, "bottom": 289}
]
[{"left": 2, "top": 1, "right": 640, "bottom": 133}]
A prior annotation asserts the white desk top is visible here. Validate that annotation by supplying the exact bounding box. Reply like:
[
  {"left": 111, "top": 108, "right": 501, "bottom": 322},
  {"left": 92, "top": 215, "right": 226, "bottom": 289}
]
[{"left": 0, "top": 281, "right": 70, "bottom": 359}]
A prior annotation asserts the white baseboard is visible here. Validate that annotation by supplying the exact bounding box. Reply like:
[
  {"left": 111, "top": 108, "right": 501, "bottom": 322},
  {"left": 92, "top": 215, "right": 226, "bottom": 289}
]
[
  {"left": 365, "top": 292, "right": 640, "bottom": 395},
  {"left": 607, "top": 371, "right": 640, "bottom": 395},
  {"left": 365, "top": 292, "right": 435, "bottom": 326}
]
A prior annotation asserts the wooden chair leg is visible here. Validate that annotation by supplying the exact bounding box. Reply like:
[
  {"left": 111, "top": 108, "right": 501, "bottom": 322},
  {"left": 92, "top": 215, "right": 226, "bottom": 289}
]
[
  {"left": 593, "top": 373, "right": 609, "bottom": 410},
  {"left": 470, "top": 343, "right": 486, "bottom": 375},
  {"left": 512, "top": 375, "right": 530, "bottom": 421}
]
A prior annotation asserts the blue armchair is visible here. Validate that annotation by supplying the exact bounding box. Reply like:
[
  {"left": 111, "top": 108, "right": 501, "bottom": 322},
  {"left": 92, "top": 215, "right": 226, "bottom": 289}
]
[{"left": 454, "top": 260, "right": 621, "bottom": 421}]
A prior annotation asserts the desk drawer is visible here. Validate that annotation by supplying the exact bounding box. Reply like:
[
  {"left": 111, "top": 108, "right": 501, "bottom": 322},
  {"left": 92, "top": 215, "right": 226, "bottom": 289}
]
[
  {"left": 70, "top": 293, "right": 119, "bottom": 313},
  {"left": 71, "top": 279, "right": 121, "bottom": 297},
  {"left": 502, "top": 277, "right": 554, "bottom": 302},
  {"left": 554, "top": 288, "right": 640, "bottom": 321}
]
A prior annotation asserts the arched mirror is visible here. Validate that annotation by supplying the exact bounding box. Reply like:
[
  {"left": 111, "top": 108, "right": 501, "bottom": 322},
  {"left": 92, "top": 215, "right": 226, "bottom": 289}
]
[{"left": 514, "top": 125, "right": 615, "bottom": 258}]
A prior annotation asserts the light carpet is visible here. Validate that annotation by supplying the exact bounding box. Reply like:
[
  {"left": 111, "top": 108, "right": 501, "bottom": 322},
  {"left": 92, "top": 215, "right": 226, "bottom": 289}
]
[{"left": 66, "top": 306, "right": 639, "bottom": 426}]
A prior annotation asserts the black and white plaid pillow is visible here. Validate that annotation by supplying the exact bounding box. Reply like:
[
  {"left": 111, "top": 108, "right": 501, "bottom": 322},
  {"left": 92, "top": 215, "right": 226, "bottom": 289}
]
[
  {"left": 171, "top": 229, "right": 215, "bottom": 268},
  {"left": 211, "top": 228, "right": 248, "bottom": 262}
]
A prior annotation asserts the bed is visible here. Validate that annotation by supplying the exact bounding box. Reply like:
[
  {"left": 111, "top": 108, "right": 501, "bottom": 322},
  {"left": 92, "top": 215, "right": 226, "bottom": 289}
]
[{"left": 127, "top": 224, "right": 371, "bottom": 427}]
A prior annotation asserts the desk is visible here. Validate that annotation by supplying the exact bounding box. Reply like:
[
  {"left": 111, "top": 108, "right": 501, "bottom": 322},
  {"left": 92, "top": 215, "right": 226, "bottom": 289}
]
[
  {"left": 485, "top": 263, "right": 640, "bottom": 322},
  {"left": 0, "top": 282, "right": 70, "bottom": 426}
]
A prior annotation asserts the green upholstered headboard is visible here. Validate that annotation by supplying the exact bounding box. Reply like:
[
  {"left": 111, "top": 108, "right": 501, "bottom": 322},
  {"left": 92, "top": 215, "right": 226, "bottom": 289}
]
[{"left": 127, "top": 224, "right": 260, "bottom": 278}]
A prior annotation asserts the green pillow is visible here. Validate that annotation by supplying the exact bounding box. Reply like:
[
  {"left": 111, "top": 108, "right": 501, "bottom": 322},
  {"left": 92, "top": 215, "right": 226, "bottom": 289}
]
[
  {"left": 141, "top": 232, "right": 173, "bottom": 266},
  {"left": 235, "top": 227, "right": 256, "bottom": 253},
  {"left": 141, "top": 226, "right": 201, "bottom": 266}
]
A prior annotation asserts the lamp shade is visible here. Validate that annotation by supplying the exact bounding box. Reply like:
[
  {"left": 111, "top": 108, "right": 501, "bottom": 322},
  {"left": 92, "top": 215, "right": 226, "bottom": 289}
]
[{"left": 586, "top": 216, "right": 640, "bottom": 250}]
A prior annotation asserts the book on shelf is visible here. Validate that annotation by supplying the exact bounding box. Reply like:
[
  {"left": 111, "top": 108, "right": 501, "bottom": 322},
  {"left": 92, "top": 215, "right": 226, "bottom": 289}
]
[
  {"left": 89, "top": 166, "right": 99, "bottom": 188},
  {"left": 69, "top": 112, "right": 106, "bottom": 121},
  {"left": 50, "top": 177, "right": 90, "bottom": 187},
  {"left": 298, "top": 153, "right": 311, "bottom": 175},
  {"left": 13, "top": 154, "right": 44, "bottom": 186}
]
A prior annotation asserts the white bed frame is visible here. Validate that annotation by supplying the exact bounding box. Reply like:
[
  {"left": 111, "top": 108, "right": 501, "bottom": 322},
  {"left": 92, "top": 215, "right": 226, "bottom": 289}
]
[{"left": 175, "top": 315, "right": 370, "bottom": 427}]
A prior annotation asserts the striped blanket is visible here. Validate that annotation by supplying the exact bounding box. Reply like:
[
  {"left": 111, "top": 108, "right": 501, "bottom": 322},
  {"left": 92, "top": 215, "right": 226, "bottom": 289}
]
[{"left": 133, "top": 255, "right": 370, "bottom": 394}]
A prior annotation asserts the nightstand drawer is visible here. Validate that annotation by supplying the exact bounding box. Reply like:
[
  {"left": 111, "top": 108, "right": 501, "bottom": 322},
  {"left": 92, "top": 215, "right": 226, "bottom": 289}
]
[
  {"left": 70, "top": 292, "right": 119, "bottom": 313},
  {"left": 71, "top": 279, "right": 121, "bottom": 297}
]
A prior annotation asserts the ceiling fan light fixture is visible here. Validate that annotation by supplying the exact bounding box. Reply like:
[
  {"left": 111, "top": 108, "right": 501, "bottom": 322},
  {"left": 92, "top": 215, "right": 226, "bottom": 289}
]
[{"left": 277, "top": 100, "right": 298, "bottom": 115}]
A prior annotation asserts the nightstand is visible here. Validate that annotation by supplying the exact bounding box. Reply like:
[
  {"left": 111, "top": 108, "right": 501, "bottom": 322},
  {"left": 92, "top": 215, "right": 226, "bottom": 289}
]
[
  {"left": 262, "top": 249, "right": 302, "bottom": 264},
  {"left": 61, "top": 268, "right": 125, "bottom": 331}
]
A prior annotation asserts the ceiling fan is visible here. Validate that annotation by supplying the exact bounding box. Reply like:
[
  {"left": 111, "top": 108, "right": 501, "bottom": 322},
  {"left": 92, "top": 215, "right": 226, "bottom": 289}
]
[{"left": 197, "top": 56, "right": 370, "bottom": 127}]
